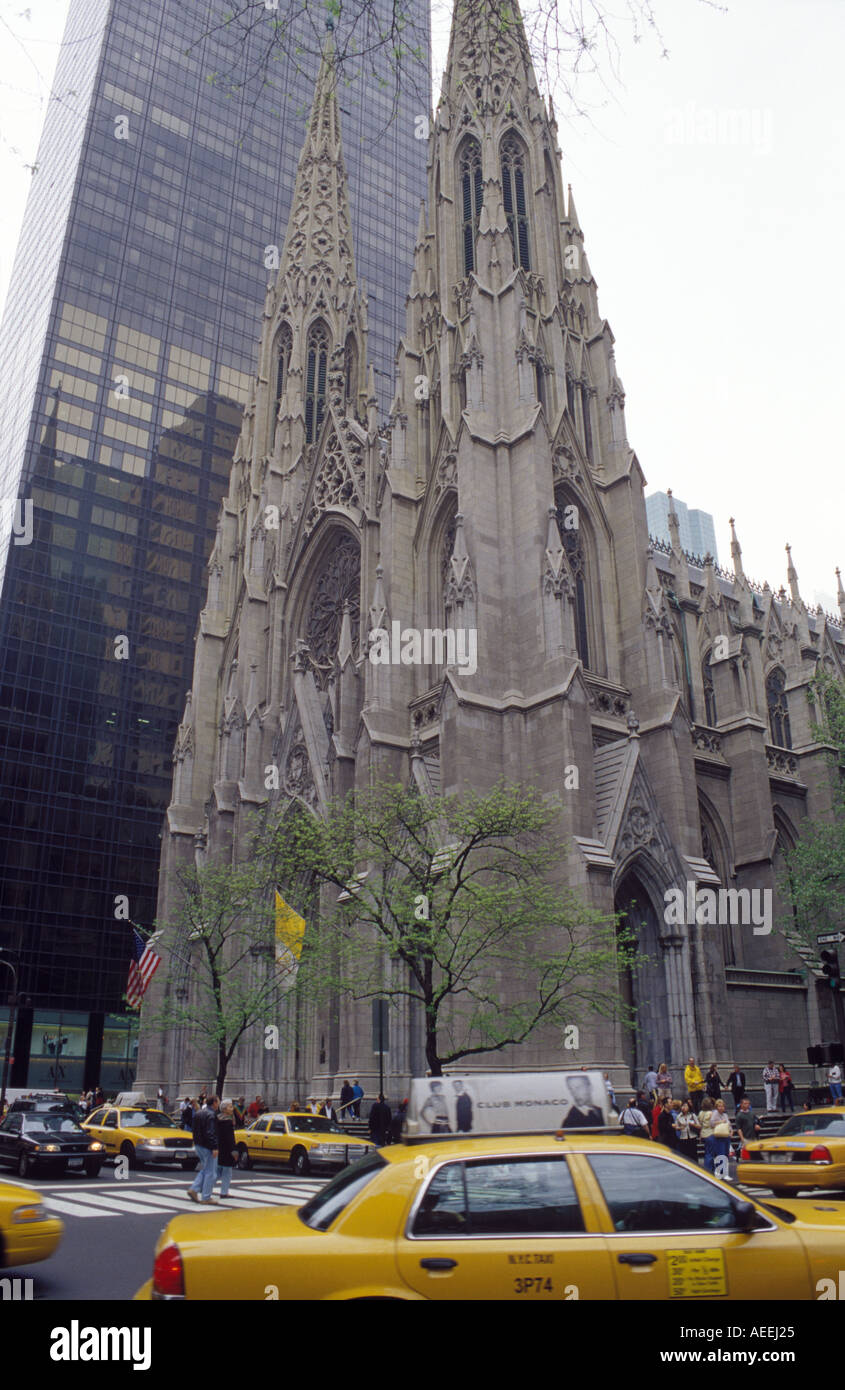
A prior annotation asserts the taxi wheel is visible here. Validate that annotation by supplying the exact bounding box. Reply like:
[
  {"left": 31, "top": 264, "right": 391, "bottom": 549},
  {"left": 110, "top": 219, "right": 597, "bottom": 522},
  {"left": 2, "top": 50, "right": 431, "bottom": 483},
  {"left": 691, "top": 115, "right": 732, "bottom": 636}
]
[
  {"left": 181, "top": 1158, "right": 198, "bottom": 1171},
  {"left": 289, "top": 1147, "right": 310, "bottom": 1177},
  {"left": 236, "top": 1145, "right": 252, "bottom": 1171},
  {"left": 770, "top": 1187, "right": 793, "bottom": 1197},
  {"left": 17, "top": 1151, "right": 30, "bottom": 1179},
  {"left": 120, "top": 1141, "right": 137, "bottom": 1170}
]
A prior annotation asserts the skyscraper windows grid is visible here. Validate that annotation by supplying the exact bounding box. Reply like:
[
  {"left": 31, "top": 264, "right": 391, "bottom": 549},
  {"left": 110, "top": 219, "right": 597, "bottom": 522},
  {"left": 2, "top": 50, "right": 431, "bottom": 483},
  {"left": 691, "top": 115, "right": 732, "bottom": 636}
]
[{"left": 0, "top": 0, "right": 430, "bottom": 1084}]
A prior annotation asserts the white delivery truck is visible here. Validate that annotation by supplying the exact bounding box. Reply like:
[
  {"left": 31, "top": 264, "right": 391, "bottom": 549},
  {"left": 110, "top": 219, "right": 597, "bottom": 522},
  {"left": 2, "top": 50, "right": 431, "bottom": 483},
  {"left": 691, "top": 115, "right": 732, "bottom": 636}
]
[{"left": 405, "top": 1070, "right": 614, "bottom": 1136}]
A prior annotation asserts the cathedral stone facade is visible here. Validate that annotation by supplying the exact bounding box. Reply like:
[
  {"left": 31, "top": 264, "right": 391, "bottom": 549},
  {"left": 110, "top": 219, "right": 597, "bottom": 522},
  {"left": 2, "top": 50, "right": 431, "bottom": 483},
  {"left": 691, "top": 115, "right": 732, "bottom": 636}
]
[{"left": 137, "top": 2, "right": 845, "bottom": 1102}]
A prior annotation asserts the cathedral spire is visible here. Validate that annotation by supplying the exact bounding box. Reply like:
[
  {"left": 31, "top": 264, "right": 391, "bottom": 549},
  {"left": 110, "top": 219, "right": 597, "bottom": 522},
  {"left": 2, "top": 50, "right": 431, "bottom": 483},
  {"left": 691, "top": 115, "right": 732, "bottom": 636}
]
[
  {"left": 439, "top": 0, "right": 537, "bottom": 116},
  {"left": 275, "top": 31, "right": 356, "bottom": 301},
  {"left": 785, "top": 543, "right": 803, "bottom": 607}
]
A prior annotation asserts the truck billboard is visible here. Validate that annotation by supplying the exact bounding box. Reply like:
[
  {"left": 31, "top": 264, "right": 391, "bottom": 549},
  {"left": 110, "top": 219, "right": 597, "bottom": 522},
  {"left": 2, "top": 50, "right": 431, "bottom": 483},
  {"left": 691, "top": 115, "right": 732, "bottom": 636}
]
[{"left": 405, "top": 1070, "right": 613, "bottom": 1135}]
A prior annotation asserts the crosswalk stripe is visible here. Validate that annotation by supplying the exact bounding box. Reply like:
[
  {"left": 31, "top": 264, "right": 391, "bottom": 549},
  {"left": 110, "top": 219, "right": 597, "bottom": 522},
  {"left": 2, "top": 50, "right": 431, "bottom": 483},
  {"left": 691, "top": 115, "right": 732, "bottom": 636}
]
[
  {"left": 40, "top": 1196, "right": 112, "bottom": 1218},
  {"left": 38, "top": 1181, "right": 324, "bottom": 1221},
  {"left": 231, "top": 1183, "right": 319, "bottom": 1199},
  {"left": 51, "top": 1190, "right": 180, "bottom": 1216}
]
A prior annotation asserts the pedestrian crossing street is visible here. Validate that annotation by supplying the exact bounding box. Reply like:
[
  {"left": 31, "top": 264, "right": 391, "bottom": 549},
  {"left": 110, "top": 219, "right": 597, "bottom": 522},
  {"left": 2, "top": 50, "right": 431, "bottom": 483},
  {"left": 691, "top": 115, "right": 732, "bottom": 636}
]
[{"left": 34, "top": 1175, "right": 325, "bottom": 1221}]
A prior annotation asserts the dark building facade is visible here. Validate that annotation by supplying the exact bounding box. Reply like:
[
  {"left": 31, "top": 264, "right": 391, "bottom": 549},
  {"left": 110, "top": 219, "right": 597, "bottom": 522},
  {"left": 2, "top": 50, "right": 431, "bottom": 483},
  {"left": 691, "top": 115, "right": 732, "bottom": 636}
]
[{"left": 0, "top": 0, "right": 430, "bottom": 1090}]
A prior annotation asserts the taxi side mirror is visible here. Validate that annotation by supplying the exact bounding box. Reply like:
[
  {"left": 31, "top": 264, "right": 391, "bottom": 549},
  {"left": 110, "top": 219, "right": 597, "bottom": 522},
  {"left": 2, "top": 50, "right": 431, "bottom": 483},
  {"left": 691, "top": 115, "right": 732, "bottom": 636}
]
[{"left": 732, "top": 1199, "right": 757, "bottom": 1232}]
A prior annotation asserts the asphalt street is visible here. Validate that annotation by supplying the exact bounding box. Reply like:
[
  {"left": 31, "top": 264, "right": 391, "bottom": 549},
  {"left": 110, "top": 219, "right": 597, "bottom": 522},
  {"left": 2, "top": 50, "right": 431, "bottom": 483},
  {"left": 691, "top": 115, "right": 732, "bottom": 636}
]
[{"left": 4, "top": 1166, "right": 325, "bottom": 1300}]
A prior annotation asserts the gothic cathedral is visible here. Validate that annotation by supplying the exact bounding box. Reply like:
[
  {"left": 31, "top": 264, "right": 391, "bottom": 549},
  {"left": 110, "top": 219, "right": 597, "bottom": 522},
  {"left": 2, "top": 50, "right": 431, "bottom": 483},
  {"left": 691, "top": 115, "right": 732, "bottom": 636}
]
[{"left": 138, "top": 0, "right": 845, "bottom": 1098}]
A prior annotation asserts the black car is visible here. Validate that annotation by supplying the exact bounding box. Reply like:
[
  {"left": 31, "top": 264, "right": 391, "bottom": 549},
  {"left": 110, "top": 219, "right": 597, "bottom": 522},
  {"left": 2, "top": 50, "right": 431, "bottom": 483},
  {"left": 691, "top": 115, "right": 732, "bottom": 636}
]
[{"left": 0, "top": 1110, "right": 105, "bottom": 1178}]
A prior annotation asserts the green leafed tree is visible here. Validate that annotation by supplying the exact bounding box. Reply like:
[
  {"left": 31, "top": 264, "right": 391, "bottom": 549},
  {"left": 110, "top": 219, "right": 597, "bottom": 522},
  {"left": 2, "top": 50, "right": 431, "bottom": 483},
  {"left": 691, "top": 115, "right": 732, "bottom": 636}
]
[
  {"left": 262, "top": 779, "right": 633, "bottom": 1076},
  {"left": 143, "top": 858, "right": 302, "bottom": 1098},
  {"left": 779, "top": 669, "right": 845, "bottom": 947}
]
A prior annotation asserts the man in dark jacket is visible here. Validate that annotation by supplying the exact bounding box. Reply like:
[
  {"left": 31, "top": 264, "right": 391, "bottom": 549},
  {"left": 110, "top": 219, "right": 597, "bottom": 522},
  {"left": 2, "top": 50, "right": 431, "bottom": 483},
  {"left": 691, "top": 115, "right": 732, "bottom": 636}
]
[
  {"left": 188, "top": 1095, "right": 219, "bottom": 1205},
  {"left": 368, "top": 1093, "right": 392, "bottom": 1147},
  {"left": 726, "top": 1065, "right": 746, "bottom": 1112},
  {"left": 339, "top": 1079, "right": 355, "bottom": 1123},
  {"left": 390, "top": 1100, "right": 407, "bottom": 1144}
]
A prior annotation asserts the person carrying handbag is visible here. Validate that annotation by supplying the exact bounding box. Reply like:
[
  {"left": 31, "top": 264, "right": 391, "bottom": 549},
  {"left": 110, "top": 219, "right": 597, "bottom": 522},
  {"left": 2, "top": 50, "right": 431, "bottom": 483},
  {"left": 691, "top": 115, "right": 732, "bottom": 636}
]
[{"left": 710, "top": 1100, "right": 733, "bottom": 1175}]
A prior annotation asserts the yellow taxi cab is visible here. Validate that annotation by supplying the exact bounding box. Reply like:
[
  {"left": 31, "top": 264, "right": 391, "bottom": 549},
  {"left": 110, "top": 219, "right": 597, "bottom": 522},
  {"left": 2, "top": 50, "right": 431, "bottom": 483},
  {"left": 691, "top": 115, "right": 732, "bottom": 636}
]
[
  {"left": 82, "top": 1105, "right": 198, "bottom": 1171},
  {"left": 135, "top": 1131, "right": 845, "bottom": 1300},
  {"left": 1, "top": 1177, "right": 63, "bottom": 1268},
  {"left": 234, "top": 1112, "right": 374, "bottom": 1177},
  {"left": 738, "top": 1104, "right": 845, "bottom": 1195}
]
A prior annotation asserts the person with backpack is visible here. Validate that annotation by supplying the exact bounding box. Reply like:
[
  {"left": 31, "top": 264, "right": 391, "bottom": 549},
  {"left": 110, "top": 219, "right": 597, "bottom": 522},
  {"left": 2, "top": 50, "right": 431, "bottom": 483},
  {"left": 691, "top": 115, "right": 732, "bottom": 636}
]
[{"left": 619, "top": 1097, "right": 649, "bottom": 1137}]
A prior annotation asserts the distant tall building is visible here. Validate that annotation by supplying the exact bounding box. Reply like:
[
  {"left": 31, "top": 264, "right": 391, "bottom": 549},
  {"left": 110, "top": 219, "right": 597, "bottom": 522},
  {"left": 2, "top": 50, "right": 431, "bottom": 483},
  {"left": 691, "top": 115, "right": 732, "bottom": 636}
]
[
  {"left": 646, "top": 490, "right": 718, "bottom": 563},
  {"left": 0, "top": 0, "right": 429, "bottom": 1089}
]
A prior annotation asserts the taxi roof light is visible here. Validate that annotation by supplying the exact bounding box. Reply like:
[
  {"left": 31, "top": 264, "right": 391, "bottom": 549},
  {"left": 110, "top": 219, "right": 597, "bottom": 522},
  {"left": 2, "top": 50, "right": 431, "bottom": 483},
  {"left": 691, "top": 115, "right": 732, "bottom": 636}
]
[{"left": 153, "top": 1244, "right": 185, "bottom": 1298}]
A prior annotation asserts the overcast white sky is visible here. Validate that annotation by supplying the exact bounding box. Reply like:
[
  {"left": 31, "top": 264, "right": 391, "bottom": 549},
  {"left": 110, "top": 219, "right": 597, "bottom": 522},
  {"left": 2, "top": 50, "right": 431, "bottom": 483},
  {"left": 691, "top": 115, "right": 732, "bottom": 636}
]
[{"left": 1, "top": 0, "right": 841, "bottom": 609}]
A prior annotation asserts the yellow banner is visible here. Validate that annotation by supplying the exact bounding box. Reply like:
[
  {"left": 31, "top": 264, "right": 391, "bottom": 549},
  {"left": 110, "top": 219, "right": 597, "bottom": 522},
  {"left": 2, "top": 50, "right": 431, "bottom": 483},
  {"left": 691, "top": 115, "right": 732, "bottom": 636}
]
[{"left": 275, "top": 891, "right": 305, "bottom": 964}]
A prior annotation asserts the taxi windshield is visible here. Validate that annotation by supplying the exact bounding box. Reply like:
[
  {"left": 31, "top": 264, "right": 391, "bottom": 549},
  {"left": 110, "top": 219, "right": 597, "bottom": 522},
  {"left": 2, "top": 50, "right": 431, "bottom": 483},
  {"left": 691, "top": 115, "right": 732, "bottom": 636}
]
[
  {"left": 23, "top": 1116, "right": 84, "bottom": 1136},
  {"left": 288, "top": 1116, "right": 345, "bottom": 1135},
  {"left": 298, "top": 1153, "right": 386, "bottom": 1231},
  {"left": 119, "top": 1110, "right": 176, "bottom": 1129},
  {"left": 777, "top": 1113, "right": 845, "bottom": 1137}
]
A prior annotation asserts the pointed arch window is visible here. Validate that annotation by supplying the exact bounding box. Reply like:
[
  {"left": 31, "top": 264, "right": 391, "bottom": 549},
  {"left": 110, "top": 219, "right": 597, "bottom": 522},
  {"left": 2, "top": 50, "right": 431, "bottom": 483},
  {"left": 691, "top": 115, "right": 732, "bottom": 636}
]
[
  {"left": 535, "top": 360, "right": 545, "bottom": 411},
  {"left": 766, "top": 667, "right": 792, "bottom": 748},
  {"left": 273, "top": 323, "right": 292, "bottom": 439},
  {"left": 580, "top": 382, "right": 594, "bottom": 463},
  {"left": 554, "top": 488, "right": 590, "bottom": 669},
  {"left": 304, "top": 321, "right": 330, "bottom": 444},
  {"left": 439, "top": 504, "right": 458, "bottom": 626},
  {"left": 700, "top": 803, "right": 734, "bottom": 965},
  {"left": 702, "top": 649, "right": 718, "bottom": 726},
  {"left": 501, "top": 133, "right": 531, "bottom": 270},
  {"left": 565, "top": 367, "right": 576, "bottom": 419},
  {"left": 459, "top": 138, "right": 483, "bottom": 276}
]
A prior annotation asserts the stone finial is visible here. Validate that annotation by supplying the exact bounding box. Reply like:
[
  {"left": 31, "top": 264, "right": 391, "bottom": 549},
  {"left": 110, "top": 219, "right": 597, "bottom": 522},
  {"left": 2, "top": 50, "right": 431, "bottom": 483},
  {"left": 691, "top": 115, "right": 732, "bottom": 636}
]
[
  {"left": 729, "top": 516, "right": 745, "bottom": 580},
  {"left": 626, "top": 709, "right": 640, "bottom": 739}
]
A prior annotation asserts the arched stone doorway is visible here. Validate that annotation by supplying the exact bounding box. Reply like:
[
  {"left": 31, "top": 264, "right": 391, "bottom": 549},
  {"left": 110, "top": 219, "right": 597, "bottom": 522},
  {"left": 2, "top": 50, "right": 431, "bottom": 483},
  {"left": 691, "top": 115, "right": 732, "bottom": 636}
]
[{"left": 615, "top": 867, "right": 672, "bottom": 1084}]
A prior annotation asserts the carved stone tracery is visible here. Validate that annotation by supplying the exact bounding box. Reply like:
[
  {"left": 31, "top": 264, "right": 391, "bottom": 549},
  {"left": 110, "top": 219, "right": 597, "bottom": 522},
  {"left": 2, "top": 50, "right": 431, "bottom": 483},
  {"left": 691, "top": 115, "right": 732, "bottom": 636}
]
[{"left": 303, "top": 532, "right": 361, "bottom": 689}]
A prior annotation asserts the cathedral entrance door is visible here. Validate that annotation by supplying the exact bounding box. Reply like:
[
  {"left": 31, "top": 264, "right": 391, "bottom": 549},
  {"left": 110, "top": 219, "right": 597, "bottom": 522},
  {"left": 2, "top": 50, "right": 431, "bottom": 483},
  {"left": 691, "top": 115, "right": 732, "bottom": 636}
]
[{"left": 614, "top": 870, "right": 672, "bottom": 1084}]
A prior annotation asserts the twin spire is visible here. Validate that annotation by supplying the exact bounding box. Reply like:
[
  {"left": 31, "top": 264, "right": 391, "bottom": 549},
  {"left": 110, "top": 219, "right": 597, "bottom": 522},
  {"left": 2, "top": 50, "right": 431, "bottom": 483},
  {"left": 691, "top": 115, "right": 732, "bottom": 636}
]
[{"left": 274, "top": 31, "right": 357, "bottom": 307}]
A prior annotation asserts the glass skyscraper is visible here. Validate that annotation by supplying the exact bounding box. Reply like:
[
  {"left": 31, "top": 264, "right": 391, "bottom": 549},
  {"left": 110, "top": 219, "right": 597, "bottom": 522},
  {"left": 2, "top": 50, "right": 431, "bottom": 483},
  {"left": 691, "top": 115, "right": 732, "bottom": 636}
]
[
  {"left": 646, "top": 491, "right": 719, "bottom": 565},
  {"left": 0, "top": 0, "right": 429, "bottom": 1090}
]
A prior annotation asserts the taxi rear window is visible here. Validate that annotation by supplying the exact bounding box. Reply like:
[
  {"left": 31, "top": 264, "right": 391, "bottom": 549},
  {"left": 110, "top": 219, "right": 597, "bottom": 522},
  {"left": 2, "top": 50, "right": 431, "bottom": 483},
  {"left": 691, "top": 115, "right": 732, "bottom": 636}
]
[
  {"left": 298, "top": 1153, "right": 386, "bottom": 1231},
  {"left": 120, "top": 1110, "right": 176, "bottom": 1128},
  {"left": 777, "top": 1114, "right": 845, "bottom": 1137}
]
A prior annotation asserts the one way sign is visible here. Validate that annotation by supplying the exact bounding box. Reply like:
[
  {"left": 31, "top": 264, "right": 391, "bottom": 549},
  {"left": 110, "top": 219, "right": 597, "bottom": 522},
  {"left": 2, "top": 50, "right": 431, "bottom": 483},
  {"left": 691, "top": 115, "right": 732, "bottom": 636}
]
[{"left": 817, "top": 931, "right": 845, "bottom": 946}]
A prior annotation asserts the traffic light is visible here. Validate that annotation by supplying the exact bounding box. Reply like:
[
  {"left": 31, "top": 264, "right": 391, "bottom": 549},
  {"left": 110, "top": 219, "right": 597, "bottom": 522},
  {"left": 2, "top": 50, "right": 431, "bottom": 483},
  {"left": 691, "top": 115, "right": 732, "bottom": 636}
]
[{"left": 820, "top": 949, "right": 841, "bottom": 989}]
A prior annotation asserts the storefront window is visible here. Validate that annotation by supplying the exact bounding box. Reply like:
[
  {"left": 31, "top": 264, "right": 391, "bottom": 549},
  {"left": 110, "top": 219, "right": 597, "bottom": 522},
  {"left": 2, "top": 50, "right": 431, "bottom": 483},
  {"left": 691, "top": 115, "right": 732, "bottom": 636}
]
[
  {"left": 30, "top": 1010, "right": 87, "bottom": 1092},
  {"left": 99, "top": 1013, "right": 138, "bottom": 1092}
]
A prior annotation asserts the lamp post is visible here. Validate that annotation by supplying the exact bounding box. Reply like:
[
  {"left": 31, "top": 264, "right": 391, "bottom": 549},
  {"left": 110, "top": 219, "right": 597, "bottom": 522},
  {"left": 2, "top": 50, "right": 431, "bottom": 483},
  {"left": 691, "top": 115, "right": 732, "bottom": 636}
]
[{"left": 0, "top": 951, "right": 20, "bottom": 1115}]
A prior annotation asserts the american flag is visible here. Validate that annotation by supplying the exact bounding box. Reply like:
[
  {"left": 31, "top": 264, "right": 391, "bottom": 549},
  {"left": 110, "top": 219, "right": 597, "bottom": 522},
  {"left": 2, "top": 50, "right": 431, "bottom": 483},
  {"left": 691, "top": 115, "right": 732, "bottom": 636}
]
[{"left": 126, "top": 928, "right": 161, "bottom": 1009}]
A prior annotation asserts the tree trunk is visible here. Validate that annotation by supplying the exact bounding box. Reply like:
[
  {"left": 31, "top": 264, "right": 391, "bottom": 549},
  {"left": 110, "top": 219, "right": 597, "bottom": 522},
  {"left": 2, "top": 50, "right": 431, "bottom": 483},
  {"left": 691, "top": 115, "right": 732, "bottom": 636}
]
[
  {"left": 216, "top": 1041, "right": 227, "bottom": 1100},
  {"left": 425, "top": 1021, "right": 442, "bottom": 1077}
]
